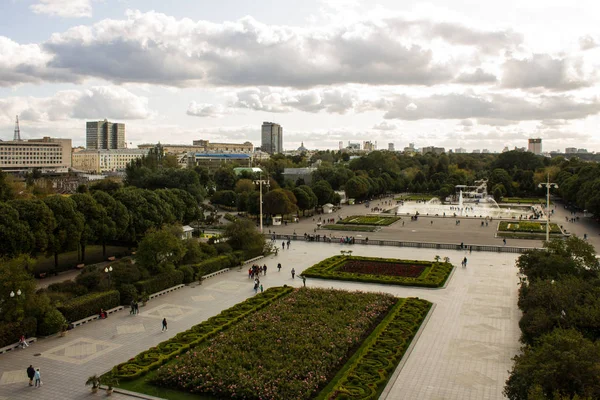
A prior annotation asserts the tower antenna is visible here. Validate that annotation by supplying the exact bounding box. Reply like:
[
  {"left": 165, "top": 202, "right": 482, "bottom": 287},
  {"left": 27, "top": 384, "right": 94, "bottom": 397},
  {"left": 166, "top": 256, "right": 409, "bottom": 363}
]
[{"left": 13, "top": 115, "right": 21, "bottom": 141}]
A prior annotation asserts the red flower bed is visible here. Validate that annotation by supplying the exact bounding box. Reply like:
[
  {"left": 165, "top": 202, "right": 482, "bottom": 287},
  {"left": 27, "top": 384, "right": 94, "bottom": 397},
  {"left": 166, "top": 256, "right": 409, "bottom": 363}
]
[{"left": 339, "top": 260, "right": 426, "bottom": 278}]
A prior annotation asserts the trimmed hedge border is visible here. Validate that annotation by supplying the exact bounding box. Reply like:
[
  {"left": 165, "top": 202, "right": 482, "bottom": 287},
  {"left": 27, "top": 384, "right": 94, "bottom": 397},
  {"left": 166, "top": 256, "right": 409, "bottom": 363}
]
[
  {"left": 302, "top": 255, "right": 453, "bottom": 288},
  {"left": 111, "top": 286, "right": 293, "bottom": 381},
  {"left": 318, "top": 297, "right": 432, "bottom": 400},
  {"left": 135, "top": 271, "right": 184, "bottom": 295},
  {"left": 58, "top": 290, "right": 120, "bottom": 322},
  {"left": 338, "top": 216, "right": 401, "bottom": 226},
  {"left": 322, "top": 225, "right": 378, "bottom": 232},
  {"left": 498, "top": 221, "right": 561, "bottom": 234}
]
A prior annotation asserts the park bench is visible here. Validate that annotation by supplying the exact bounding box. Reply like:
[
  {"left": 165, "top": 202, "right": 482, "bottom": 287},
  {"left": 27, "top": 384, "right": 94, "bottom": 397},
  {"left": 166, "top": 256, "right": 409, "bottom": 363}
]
[
  {"left": 70, "top": 306, "right": 124, "bottom": 328},
  {"left": 148, "top": 284, "right": 185, "bottom": 300},
  {"left": 0, "top": 337, "right": 37, "bottom": 355}
]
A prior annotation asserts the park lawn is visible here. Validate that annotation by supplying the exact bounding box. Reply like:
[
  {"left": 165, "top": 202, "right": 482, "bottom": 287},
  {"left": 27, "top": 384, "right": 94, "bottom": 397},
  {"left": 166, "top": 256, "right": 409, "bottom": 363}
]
[
  {"left": 303, "top": 255, "right": 453, "bottom": 288},
  {"left": 34, "top": 245, "right": 131, "bottom": 275},
  {"left": 338, "top": 215, "right": 401, "bottom": 226},
  {"left": 502, "top": 197, "right": 549, "bottom": 204},
  {"left": 394, "top": 194, "right": 436, "bottom": 201},
  {"left": 498, "top": 221, "right": 561, "bottom": 234},
  {"left": 322, "top": 224, "right": 378, "bottom": 232},
  {"left": 149, "top": 288, "right": 397, "bottom": 399}
]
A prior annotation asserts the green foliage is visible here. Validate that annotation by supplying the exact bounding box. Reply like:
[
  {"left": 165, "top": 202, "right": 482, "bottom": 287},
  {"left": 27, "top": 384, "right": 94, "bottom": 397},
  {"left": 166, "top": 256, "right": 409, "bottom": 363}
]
[
  {"left": 37, "top": 307, "right": 67, "bottom": 336},
  {"left": 43, "top": 195, "right": 85, "bottom": 268},
  {"left": 0, "top": 202, "right": 34, "bottom": 257},
  {"left": 47, "top": 281, "right": 88, "bottom": 297},
  {"left": 177, "top": 265, "right": 195, "bottom": 284},
  {"left": 223, "top": 218, "right": 265, "bottom": 256},
  {"left": 151, "top": 288, "right": 396, "bottom": 399},
  {"left": 303, "top": 255, "right": 453, "bottom": 288},
  {"left": 263, "top": 188, "right": 297, "bottom": 216},
  {"left": 189, "top": 254, "right": 238, "bottom": 278},
  {"left": 8, "top": 199, "right": 56, "bottom": 255},
  {"left": 110, "top": 262, "right": 144, "bottom": 287},
  {"left": 135, "top": 226, "right": 186, "bottom": 273},
  {"left": 134, "top": 271, "right": 184, "bottom": 295},
  {"left": 211, "top": 190, "right": 238, "bottom": 207},
  {"left": 111, "top": 286, "right": 292, "bottom": 381},
  {"left": 321, "top": 298, "right": 431, "bottom": 399},
  {"left": 179, "top": 240, "right": 212, "bottom": 265},
  {"left": 57, "top": 290, "right": 120, "bottom": 322},
  {"left": 498, "top": 221, "right": 561, "bottom": 234},
  {"left": 0, "top": 317, "right": 37, "bottom": 347},
  {"left": 311, "top": 180, "right": 334, "bottom": 205},
  {"left": 75, "top": 270, "right": 103, "bottom": 291},
  {"left": 118, "top": 284, "right": 138, "bottom": 306},
  {"left": 322, "top": 224, "right": 378, "bottom": 232},
  {"left": 0, "top": 256, "right": 37, "bottom": 322},
  {"left": 505, "top": 329, "right": 600, "bottom": 400},
  {"left": 338, "top": 215, "right": 401, "bottom": 226}
]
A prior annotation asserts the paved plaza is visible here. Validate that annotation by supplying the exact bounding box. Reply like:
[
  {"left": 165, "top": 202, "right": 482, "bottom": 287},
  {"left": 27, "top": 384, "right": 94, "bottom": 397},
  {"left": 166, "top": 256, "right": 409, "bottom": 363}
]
[{"left": 0, "top": 240, "right": 523, "bottom": 400}]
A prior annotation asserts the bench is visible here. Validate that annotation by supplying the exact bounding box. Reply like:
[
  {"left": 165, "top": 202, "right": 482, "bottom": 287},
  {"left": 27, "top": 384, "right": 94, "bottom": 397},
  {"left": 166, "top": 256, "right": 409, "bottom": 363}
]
[
  {"left": 0, "top": 337, "right": 37, "bottom": 355},
  {"left": 70, "top": 306, "right": 124, "bottom": 328},
  {"left": 201, "top": 268, "right": 230, "bottom": 281},
  {"left": 148, "top": 284, "right": 185, "bottom": 300},
  {"left": 243, "top": 255, "right": 265, "bottom": 265}
]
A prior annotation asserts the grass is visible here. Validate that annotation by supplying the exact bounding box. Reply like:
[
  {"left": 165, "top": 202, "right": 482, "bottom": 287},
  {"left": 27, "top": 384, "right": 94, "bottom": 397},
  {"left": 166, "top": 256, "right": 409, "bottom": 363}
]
[
  {"left": 34, "top": 245, "right": 131, "bottom": 275},
  {"left": 338, "top": 215, "right": 401, "bottom": 226},
  {"left": 502, "top": 197, "right": 549, "bottom": 204},
  {"left": 394, "top": 194, "right": 436, "bottom": 201},
  {"left": 322, "top": 225, "right": 378, "bottom": 232},
  {"left": 303, "top": 255, "right": 454, "bottom": 288},
  {"left": 498, "top": 221, "right": 561, "bottom": 233}
]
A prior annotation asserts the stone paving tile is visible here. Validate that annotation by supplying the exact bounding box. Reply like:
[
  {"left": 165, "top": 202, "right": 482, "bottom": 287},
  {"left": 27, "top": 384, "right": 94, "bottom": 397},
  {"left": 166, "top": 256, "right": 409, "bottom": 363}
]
[{"left": 0, "top": 242, "right": 520, "bottom": 400}]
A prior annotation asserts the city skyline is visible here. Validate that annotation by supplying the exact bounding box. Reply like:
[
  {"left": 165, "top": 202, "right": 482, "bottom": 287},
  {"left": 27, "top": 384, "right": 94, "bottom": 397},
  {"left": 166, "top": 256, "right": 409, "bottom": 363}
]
[{"left": 2, "top": 1, "right": 600, "bottom": 152}]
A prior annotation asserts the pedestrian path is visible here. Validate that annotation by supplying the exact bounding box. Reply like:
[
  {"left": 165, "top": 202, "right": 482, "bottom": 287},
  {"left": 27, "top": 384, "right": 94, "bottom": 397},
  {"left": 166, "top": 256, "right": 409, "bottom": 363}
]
[{"left": 0, "top": 241, "right": 520, "bottom": 400}]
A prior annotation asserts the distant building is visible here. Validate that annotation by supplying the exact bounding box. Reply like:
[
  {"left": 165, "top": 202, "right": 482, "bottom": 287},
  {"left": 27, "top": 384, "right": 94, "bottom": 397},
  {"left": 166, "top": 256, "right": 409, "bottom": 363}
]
[
  {"left": 188, "top": 153, "right": 251, "bottom": 172},
  {"left": 482, "top": 149, "right": 490, "bottom": 154},
  {"left": 347, "top": 141, "right": 361, "bottom": 150},
  {"left": 403, "top": 143, "right": 417, "bottom": 155},
  {"left": 339, "top": 141, "right": 344, "bottom": 150},
  {"left": 138, "top": 140, "right": 253, "bottom": 155},
  {"left": 455, "top": 147, "right": 467, "bottom": 154},
  {"left": 0, "top": 137, "right": 72, "bottom": 173},
  {"left": 282, "top": 167, "right": 317, "bottom": 185},
  {"left": 421, "top": 146, "right": 445, "bottom": 155},
  {"left": 528, "top": 138, "right": 542, "bottom": 155},
  {"left": 363, "top": 141, "right": 376, "bottom": 152},
  {"left": 388, "top": 143, "right": 395, "bottom": 152},
  {"left": 502, "top": 146, "right": 510, "bottom": 153},
  {"left": 261, "top": 122, "right": 283, "bottom": 154},
  {"left": 565, "top": 147, "right": 577, "bottom": 154},
  {"left": 472, "top": 149, "right": 481, "bottom": 154},
  {"left": 72, "top": 149, "right": 149, "bottom": 174},
  {"left": 86, "top": 120, "right": 126, "bottom": 150},
  {"left": 577, "top": 148, "right": 589, "bottom": 154},
  {"left": 297, "top": 142, "right": 308, "bottom": 152}
]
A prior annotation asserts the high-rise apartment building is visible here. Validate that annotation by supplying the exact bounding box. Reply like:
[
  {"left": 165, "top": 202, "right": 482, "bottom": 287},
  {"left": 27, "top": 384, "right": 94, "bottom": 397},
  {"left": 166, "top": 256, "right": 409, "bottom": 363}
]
[
  {"left": 528, "top": 138, "right": 542, "bottom": 155},
  {"left": 388, "top": 143, "right": 395, "bottom": 152},
  {"left": 261, "top": 122, "right": 283, "bottom": 154},
  {"left": 86, "top": 120, "right": 126, "bottom": 150}
]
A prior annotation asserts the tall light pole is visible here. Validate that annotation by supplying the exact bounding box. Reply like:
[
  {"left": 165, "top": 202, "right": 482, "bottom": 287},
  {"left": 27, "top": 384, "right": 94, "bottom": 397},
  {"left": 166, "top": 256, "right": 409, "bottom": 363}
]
[
  {"left": 104, "top": 266, "right": 113, "bottom": 286},
  {"left": 254, "top": 173, "right": 270, "bottom": 233},
  {"left": 538, "top": 174, "right": 558, "bottom": 242}
]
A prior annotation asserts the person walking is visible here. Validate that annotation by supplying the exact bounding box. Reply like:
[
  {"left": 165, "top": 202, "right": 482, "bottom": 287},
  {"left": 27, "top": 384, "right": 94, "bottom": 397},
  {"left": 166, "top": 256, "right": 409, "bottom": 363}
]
[
  {"left": 260, "top": 284, "right": 264, "bottom": 293},
  {"left": 34, "top": 368, "right": 41, "bottom": 387},
  {"left": 282, "top": 241, "right": 285, "bottom": 250},
  {"left": 291, "top": 268, "right": 296, "bottom": 279},
  {"left": 263, "top": 264, "right": 267, "bottom": 275},
  {"left": 162, "top": 318, "right": 168, "bottom": 332},
  {"left": 302, "top": 275, "right": 306, "bottom": 287},
  {"left": 503, "top": 238, "right": 507, "bottom": 246},
  {"left": 277, "top": 263, "right": 281, "bottom": 272},
  {"left": 134, "top": 301, "right": 139, "bottom": 315},
  {"left": 26, "top": 365, "right": 35, "bottom": 387},
  {"left": 463, "top": 257, "right": 468, "bottom": 267}
]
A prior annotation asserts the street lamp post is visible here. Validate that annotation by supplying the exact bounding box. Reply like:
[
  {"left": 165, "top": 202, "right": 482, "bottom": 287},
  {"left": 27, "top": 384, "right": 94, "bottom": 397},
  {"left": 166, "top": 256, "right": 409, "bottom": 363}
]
[
  {"left": 254, "top": 173, "right": 270, "bottom": 233},
  {"left": 104, "top": 266, "right": 113, "bottom": 286},
  {"left": 9, "top": 289, "right": 22, "bottom": 298},
  {"left": 538, "top": 174, "right": 558, "bottom": 242}
]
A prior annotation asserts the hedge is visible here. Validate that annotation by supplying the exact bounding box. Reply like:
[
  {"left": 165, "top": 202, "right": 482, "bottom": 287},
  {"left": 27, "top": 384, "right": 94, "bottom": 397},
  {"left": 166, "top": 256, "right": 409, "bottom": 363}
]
[
  {"left": 322, "top": 225, "right": 378, "bottom": 232},
  {"left": 318, "top": 298, "right": 432, "bottom": 399},
  {"left": 111, "top": 286, "right": 293, "bottom": 381},
  {"left": 0, "top": 317, "right": 37, "bottom": 347},
  {"left": 58, "top": 290, "right": 120, "bottom": 322},
  {"left": 135, "top": 271, "right": 184, "bottom": 295},
  {"left": 302, "top": 255, "right": 454, "bottom": 288},
  {"left": 189, "top": 254, "right": 237, "bottom": 278},
  {"left": 498, "top": 221, "right": 561, "bottom": 234},
  {"left": 338, "top": 216, "right": 401, "bottom": 226}
]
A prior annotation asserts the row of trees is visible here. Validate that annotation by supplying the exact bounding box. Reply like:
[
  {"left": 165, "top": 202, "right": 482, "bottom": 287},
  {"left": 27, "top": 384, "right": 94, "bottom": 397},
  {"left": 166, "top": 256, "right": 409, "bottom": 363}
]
[{"left": 504, "top": 237, "right": 600, "bottom": 399}]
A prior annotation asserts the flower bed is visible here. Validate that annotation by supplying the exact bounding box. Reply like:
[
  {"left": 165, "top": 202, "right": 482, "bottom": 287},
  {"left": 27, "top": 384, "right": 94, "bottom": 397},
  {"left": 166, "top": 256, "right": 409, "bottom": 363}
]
[
  {"left": 338, "top": 216, "right": 401, "bottom": 226},
  {"left": 339, "top": 260, "right": 426, "bottom": 278},
  {"left": 498, "top": 221, "right": 561, "bottom": 234},
  {"left": 319, "top": 297, "right": 432, "bottom": 399},
  {"left": 302, "top": 256, "right": 453, "bottom": 288},
  {"left": 150, "top": 288, "right": 396, "bottom": 400},
  {"left": 111, "top": 286, "right": 293, "bottom": 381},
  {"left": 322, "top": 225, "right": 378, "bottom": 232}
]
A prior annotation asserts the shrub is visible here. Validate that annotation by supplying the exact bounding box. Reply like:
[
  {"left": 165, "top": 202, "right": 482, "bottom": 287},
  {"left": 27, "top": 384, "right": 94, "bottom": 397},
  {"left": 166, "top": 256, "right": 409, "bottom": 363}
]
[
  {"left": 58, "top": 291, "right": 120, "bottom": 322},
  {"left": 214, "top": 242, "right": 233, "bottom": 254},
  {"left": 135, "top": 271, "right": 184, "bottom": 295},
  {"left": 75, "top": 270, "right": 103, "bottom": 291},
  {"left": 47, "top": 281, "right": 88, "bottom": 296},
  {"left": 111, "top": 263, "right": 142, "bottom": 286},
  {"left": 0, "top": 317, "right": 37, "bottom": 347},
  {"left": 21, "top": 317, "right": 38, "bottom": 338},
  {"left": 190, "top": 255, "right": 235, "bottom": 278},
  {"left": 178, "top": 265, "right": 195, "bottom": 284},
  {"left": 118, "top": 284, "right": 138, "bottom": 306},
  {"left": 37, "top": 308, "right": 67, "bottom": 336}
]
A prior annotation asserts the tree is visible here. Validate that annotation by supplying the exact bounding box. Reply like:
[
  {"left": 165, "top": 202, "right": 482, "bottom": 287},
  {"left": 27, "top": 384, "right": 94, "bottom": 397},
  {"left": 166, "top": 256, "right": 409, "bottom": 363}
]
[
  {"left": 92, "top": 191, "right": 130, "bottom": 247},
  {"left": 0, "top": 170, "right": 15, "bottom": 202},
  {"left": 0, "top": 202, "right": 34, "bottom": 258},
  {"left": 44, "top": 196, "right": 85, "bottom": 269},
  {"left": 235, "top": 179, "right": 255, "bottom": 194},
  {"left": 0, "top": 256, "right": 37, "bottom": 322},
  {"left": 211, "top": 190, "right": 238, "bottom": 208},
  {"left": 89, "top": 178, "right": 122, "bottom": 194},
  {"left": 8, "top": 199, "right": 57, "bottom": 255},
  {"left": 293, "top": 187, "right": 311, "bottom": 216},
  {"left": 311, "top": 180, "right": 334, "bottom": 206},
  {"left": 344, "top": 176, "right": 370, "bottom": 200},
  {"left": 263, "top": 189, "right": 297, "bottom": 216},
  {"left": 223, "top": 219, "right": 265, "bottom": 256},
  {"left": 504, "top": 329, "right": 600, "bottom": 400},
  {"left": 135, "top": 226, "right": 186, "bottom": 273},
  {"left": 213, "top": 167, "right": 238, "bottom": 191},
  {"left": 71, "top": 193, "right": 108, "bottom": 262}
]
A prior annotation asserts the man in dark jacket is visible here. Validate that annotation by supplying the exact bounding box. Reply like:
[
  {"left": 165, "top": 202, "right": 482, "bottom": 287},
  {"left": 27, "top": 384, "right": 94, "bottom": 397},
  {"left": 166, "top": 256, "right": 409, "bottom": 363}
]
[{"left": 27, "top": 365, "right": 35, "bottom": 386}]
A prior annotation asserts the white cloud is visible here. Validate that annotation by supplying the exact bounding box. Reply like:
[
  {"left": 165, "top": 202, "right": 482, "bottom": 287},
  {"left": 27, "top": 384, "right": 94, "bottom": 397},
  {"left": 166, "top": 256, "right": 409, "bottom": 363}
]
[
  {"left": 373, "top": 121, "right": 397, "bottom": 130},
  {"left": 579, "top": 35, "right": 598, "bottom": 51},
  {"left": 405, "top": 103, "right": 418, "bottom": 111},
  {"left": 30, "top": 0, "right": 93, "bottom": 18},
  {"left": 0, "top": 86, "right": 151, "bottom": 124},
  {"left": 186, "top": 102, "right": 227, "bottom": 118},
  {"left": 454, "top": 68, "right": 497, "bottom": 84}
]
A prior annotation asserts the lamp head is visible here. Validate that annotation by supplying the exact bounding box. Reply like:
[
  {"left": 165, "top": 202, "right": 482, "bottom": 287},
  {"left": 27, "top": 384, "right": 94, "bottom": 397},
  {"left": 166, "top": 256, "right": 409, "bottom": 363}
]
[{"left": 10, "top": 291, "right": 14, "bottom": 298}]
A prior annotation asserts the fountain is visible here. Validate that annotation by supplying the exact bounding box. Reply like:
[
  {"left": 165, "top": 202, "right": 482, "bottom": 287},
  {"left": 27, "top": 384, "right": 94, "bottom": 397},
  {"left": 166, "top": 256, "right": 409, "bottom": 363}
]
[{"left": 390, "top": 184, "right": 536, "bottom": 219}]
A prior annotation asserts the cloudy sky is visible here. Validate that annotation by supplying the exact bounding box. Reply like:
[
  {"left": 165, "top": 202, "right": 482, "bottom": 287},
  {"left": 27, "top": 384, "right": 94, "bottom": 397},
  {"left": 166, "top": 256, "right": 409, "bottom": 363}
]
[{"left": 2, "top": 0, "right": 600, "bottom": 152}]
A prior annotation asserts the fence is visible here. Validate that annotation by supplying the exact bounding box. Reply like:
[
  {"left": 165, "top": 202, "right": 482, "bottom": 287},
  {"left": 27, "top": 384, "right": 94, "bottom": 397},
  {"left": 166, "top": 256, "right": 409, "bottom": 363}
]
[{"left": 265, "top": 234, "right": 540, "bottom": 254}]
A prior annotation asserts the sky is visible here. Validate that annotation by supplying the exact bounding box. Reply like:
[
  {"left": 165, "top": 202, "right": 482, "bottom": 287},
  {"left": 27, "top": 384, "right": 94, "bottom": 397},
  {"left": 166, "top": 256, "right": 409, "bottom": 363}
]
[{"left": 1, "top": 0, "right": 600, "bottom": 153}]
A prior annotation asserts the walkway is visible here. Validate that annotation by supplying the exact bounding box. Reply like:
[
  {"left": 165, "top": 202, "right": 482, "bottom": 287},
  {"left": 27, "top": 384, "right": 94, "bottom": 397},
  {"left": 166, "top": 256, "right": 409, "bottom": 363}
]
[{"left": 0, "top": 241, "right": 523, "bottom": 400}]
